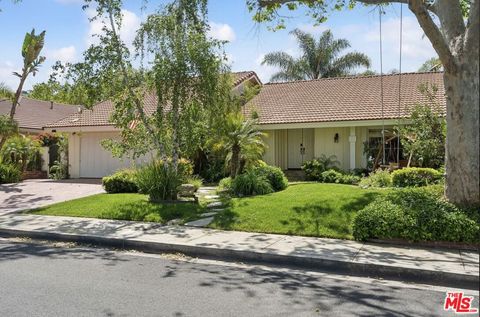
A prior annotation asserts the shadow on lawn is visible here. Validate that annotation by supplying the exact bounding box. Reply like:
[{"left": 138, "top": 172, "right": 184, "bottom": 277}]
[
  {"left": 286, "top": 191, "right": 381, "bottom": 238},
  {"left": 100, "top": 200, "right": 206, "bottom": 223}
]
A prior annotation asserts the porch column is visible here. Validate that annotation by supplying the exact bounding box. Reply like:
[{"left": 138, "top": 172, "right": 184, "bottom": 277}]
[{"left": 349, "top": 127, "right": 356, "bottom": 170}]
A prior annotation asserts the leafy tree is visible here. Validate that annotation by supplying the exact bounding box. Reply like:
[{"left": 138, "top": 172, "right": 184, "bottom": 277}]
[
  {"left": 262, "top": 29, "right": 370, "bottom": 81},
  {"left": 0, "top": 29, "right": 46, "bottom": 150},
  {"left": 28, "top": 78, "right": 91, "bottom": 106},
  {"left": 215, "top": 112, "right": 266, "bottom": 178},
  {"left": 248, "top": 0, "right": 479, "bottom": 207},
  {"left": 400, "top": 84, "right": 446, "bottom": 168},
  {"left": 83, "top": 0, "right": 232, "bottom": 183},
  {"left": 418, "top": 57, "right": 443, "bottom": 72}
]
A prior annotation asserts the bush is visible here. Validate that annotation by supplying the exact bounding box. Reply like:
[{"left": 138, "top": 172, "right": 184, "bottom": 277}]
[
  {"left": 353, "top": 187, "right": 479, "bottom": 243},
  {"left": 301, "top": 155, "right": 340, "bottom": 181},
  {"left": 218, "top": 177, "right": 232, "bottom": 193},
  {"left": 251, "top": 165, "right": 288, "bottom": 191},
  {"left": 359, "top": 169, "right": 392, "bottom": 188},
  {"left": 1, "top": 135, "right": 42, "bottom": 172},
  {"left": 231, "top": 170, "right": 273, "bottom": 197},
  {"left": 338, "top": 174, "right": 361, "bottom": 185},
  {"left": 102, "top": 169, "right": 138, "bottom": 193},
  {"left": 320, "top": 169, "right": 343, "bottom": 183},
  {"left": 136, "top": 159, "right": 192, "bottom": 201},
  {"left": 185, "top": 175, "right": 203, "bottom": 191},
  {"left": 391, "top": 167, "right": 443, "bottom": 187},
  {"left": 0, "top": 164, "right": 21, "bottom": 184}
]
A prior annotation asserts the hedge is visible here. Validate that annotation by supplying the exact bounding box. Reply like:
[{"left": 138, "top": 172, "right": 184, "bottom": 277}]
[
  {"left": 391, "top": 167, "right": 443, "bottom": 187},
  {"left": 102, "top": 169, "right": 138, "bottom": 193},
  {"left": 353, "top": 187, "right": 479, "bottom": 243}
]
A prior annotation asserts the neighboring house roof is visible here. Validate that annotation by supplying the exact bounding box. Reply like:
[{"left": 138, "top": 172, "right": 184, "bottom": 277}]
[
  {"left": 245, "top": 72, "right": 445, "bottom": 125},
  {"left": 47, "top": 71, "right": 262, "bottom": 128},
  {"left": 232, "top": 71, "right": 261, "bottom": 87},
  {"left": 0, "top": 97, "right": 81, "bottom": 130}
]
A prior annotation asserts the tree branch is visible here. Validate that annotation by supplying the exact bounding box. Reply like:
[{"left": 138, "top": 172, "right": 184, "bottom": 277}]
[
  {"left": 465, "top": 0, "right": 479, "bottom": 54},
  {"left": 408, "top": 0, "right": 457, "bottom": 72},
  {"left": 432, "top": 0, "right": 465, "bottom": 49},
  {"left": 258, "top": 0, "right": 409, "bottom": 6},
  {"left": 106, "top": 1, "right": 167, "bottom": 158}
]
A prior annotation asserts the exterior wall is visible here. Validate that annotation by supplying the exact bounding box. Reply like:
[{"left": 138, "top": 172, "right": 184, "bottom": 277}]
[
  {"left": 355, "top": 127, "right": 368, "bottom": 169},
  {"left": 262, "top": 125, "right": 395, "bottom": 171},
  {"left": 262, "top": 131, "right": 275, "bottom": 166},
  {"left": 68, "top": 131, "right": 150, "bottom": 178},
  {"left": 314, "top": 127, "right": 350, "bottom": 170},
  {"left": 68, "top": 133, "right": 81, "bottom": 178},
  {"left": 274, "top": 130, "right": 288, "bottom": 170}
]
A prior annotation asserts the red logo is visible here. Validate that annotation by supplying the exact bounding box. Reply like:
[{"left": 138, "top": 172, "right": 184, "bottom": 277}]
[{"left": 444, "top": 292, "right": 478, "bottom": 314}]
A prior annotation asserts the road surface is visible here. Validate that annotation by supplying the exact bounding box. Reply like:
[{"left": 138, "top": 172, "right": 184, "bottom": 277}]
[{"left": 0, "top": 238, "right": 478, "bottom": 317}]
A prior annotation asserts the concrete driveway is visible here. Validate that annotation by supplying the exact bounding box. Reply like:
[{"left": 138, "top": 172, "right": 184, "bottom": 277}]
[{"left": 0, "top": 179, "right": 105, "bottom": 215}]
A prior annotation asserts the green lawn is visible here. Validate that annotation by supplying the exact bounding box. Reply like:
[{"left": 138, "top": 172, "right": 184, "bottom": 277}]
[
  {"left": 29, "top": 183, "right": 383, "bottom": 239},
  {"left": 210, "top": 183, "right": 384, "bottom": 239},
  {"left": 30, "top": 193, "right": 205, "bottom": 223}
]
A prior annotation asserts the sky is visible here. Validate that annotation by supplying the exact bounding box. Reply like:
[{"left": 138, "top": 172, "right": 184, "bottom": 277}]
[{"left": 0, "top": 0, "right": 437, "bottom": 90}]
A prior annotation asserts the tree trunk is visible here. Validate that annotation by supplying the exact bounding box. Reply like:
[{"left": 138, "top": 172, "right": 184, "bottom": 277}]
[
  {"left": 0, "top": 73, "right": 27, "bottom": 150},
  {"left": 444, "top": 61, "right": 480, "bottom": 206},
  {"left": 231, "top": 145, "right": 240, "bottom": 179}
]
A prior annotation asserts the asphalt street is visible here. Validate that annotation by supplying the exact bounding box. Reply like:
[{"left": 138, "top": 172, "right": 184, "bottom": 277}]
[{"left": 0, "top": 238, "right": 478, "bottom": 317}]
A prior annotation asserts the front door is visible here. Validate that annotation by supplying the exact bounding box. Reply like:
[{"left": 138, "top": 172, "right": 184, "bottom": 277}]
[{"left": 287, "top": 129, "right": 314, "bottom": 169}]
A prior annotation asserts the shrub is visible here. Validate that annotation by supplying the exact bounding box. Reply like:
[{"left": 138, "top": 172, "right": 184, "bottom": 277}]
[
  {"left": 0, "top": 164, "right": 21, "bottom": 184},
  {"left": 251, "top": 165, "right": 288, "bottom": 191},
  {"left": 231, "top": 170, "right": 273, "bottom": 196},
  {"left": 301, "top": 155, "right": 340, "bottom": 181},
  {"left": 185, "top": 175, "right": 203, "bottom": 191},
  {"left": 320, "top": 169, "right": 343, "bottom": 183},
  {"left": 1, "top": 135, "right": 42, "bottom": 172},
  {"left": 359, "top": 169, "right": 392, "bottom": 188},
  {"left": 353, "top": 187, "right": 479, "bottom": 243},
  {"left": 391, "top": 167, "right": 443, "bottom": 187},
  {"left": 136, "top": 159, "right": 192, "bottom": 201},
  {"left": 338, "top": 174, "right": 361, "bottom": 185},
  {"left": 49, "top": 160, "right": 68, "bottom": 180},
  {"left": 218, "top": 177, "right": 232, "bottom": 193},
  {"left": 351, "top": 168, "right": 369, "bottom": 177},
  {"left": 102, "top": 169, "right": 138, "bottom": 193}
]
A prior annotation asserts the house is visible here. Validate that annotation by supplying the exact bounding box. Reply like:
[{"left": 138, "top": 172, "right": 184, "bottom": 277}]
[
  {"left": 45, "top": 71, "right": 445, "bottom": 178},
  {"left": 0, "top": 97, "right": 82, "bottom": 134},
  {"left": 245, "top": 72, "right": 445, "bottom": 171},
  {"left": 45, "top": 71, "right": 262, "bottom": 178}
]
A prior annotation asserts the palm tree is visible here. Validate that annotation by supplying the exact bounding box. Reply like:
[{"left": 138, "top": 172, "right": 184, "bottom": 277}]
[
  {"left": 262, "top": 29, "right": 371, "bottom": 82},
  {"left": 0, "top": 29, "right": 45, "bottom": 150},
  {"left": 216, "top": 112, "right": 266, "bottom": 178}
]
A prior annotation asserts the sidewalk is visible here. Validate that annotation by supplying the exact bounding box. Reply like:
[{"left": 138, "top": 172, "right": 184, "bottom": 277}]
[{"left": 0, "top": 213, "right": 478, "bottom": 289}]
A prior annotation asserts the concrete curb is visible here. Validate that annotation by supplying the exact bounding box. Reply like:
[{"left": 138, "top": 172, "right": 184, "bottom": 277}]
[{"left": 1, "top": 227, "right": 478, "bottom": 290}]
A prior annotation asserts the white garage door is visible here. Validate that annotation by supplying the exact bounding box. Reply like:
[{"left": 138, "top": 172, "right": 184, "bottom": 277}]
[{"left": 79, "top": 133, "right": 135, "bottom": 178}]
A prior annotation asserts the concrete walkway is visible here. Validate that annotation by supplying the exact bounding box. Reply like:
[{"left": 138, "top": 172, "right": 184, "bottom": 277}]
[
  {"left": 0, "top": 213, "right": 478, "bottom": 289},
  {"left": 0, "top": 179, "right": 104, "bottom": 215}
]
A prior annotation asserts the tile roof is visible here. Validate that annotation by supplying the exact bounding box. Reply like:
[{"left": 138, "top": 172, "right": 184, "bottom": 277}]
[
  {"left": 47, "top": 92, "right": 158, "bottom": 128},
  {"left": 232, "top": 71, "right": 261, "bottom": 86},
  {"left": 0, "top": 97, "right": 82, "bottom": 130},
  {"left": 245, "top": 72, "right": 445, "bottom": 125},
  {"left": 47, "top": 71, "right": 261, "bottom": 128}
]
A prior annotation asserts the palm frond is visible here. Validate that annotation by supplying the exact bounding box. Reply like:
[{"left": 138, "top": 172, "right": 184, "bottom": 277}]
[{"left": 328, "top": 52, "right": 371, "bottom": 77}]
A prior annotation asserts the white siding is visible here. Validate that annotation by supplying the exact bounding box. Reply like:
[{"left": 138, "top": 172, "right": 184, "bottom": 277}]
[
  {"left": 69, "top": 132, "right": 149, "bottom": 178},
  {"left": 314, "top": 127, "right": 350, "bottom": 170}
]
